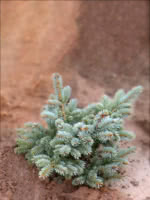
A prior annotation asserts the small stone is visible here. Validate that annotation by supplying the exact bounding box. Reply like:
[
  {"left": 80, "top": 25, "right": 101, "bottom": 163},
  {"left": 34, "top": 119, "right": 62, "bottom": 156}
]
[
  {"left": 121, "top": 185, "right": 127, "bottom": 189},
  {"left": 144, "top": 197, "right": 150, "bottom": 200},
  {"left": 130, "top": 180, "right": 139, "bottom": 187}
]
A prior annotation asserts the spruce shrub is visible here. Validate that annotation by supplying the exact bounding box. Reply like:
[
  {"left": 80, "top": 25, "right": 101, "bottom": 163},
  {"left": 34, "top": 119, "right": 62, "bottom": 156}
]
[{"left": 15, "top": 73, "right": 143, "bottom": 188}]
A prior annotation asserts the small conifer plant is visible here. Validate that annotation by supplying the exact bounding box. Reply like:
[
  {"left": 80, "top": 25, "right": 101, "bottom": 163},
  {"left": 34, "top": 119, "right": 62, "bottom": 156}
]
[{"left": 15, "top": 73, "right": 143, "bottom": 189}]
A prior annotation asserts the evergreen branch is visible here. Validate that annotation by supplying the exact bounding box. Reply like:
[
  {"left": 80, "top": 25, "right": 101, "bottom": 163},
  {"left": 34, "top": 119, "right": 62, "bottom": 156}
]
[{"left": 15, "top": 73, "right": 142, "bottom": 189}]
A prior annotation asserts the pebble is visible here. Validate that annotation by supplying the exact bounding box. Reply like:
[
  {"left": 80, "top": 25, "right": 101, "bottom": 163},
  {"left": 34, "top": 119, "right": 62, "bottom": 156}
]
[{"left": 130, "top": 180, "right": 139, "bottom": 187}]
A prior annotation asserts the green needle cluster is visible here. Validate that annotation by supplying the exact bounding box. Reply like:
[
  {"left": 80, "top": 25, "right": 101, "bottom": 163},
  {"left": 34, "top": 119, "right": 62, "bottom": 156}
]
[{"left": 15, "top": 73, "right": 143, "bottom": 189}]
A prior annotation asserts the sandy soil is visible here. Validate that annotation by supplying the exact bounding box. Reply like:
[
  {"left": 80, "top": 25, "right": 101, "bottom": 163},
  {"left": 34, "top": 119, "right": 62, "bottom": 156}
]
[{"left": 1, "top": 1, "right": 150, "bottom": 200}]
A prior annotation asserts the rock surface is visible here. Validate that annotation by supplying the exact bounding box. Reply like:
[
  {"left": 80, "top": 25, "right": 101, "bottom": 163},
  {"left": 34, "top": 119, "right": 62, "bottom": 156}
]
[{"left": 1, "top": 1, "right": 149, "bottom": 200}]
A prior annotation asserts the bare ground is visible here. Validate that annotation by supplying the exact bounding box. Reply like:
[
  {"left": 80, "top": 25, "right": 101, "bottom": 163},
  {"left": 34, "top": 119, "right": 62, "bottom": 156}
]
[{"left": 1, "top": 1, "right": 150, "bottom": 200}]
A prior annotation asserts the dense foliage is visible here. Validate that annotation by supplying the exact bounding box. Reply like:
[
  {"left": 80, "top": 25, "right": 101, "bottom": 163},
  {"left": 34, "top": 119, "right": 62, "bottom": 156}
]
[{"left": 15, "top": 73, "right": 142, "bottom": 188}]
